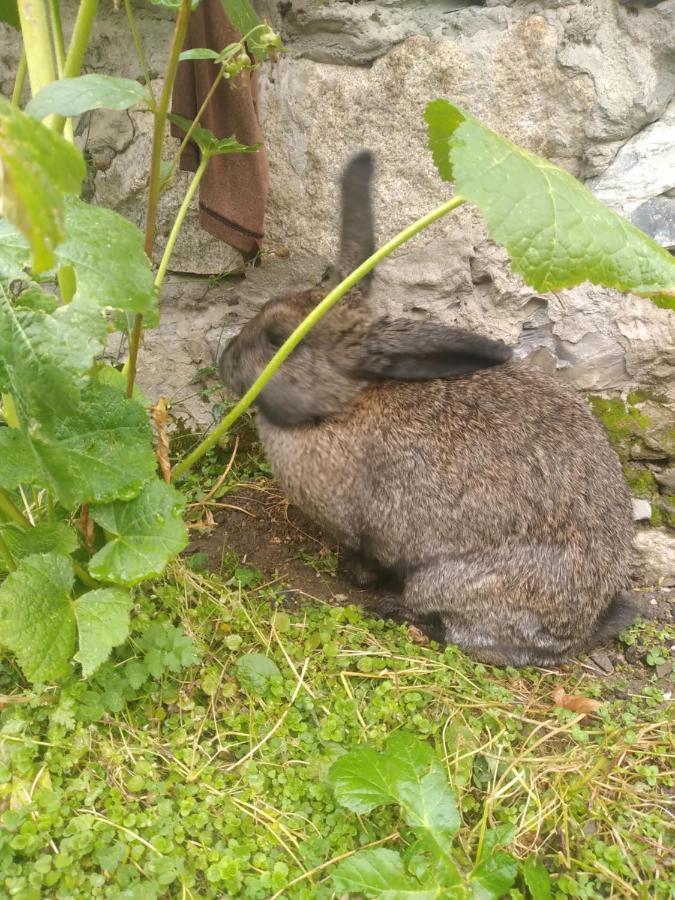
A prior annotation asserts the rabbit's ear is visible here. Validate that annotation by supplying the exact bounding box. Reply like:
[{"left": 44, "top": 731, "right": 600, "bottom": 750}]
[
  {"left": 326, "top": 151, "right": 376, "bottom": 294},
  {"left": 354, "top": 317, "right": 512, "bottom": 380}
]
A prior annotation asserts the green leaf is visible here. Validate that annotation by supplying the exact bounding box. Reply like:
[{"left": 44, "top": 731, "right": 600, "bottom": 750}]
[
  {"left": 168, "top": 113, "right": 259, "bottom": 158},
  {"left": 332, "top": 848, "right": 443, "bottom": 899},
  {"left": 74, "top": 588, "right": 132, "bottom": 677},
  {"left": 0, "top": 219, "right": 32, "bottom": 280},
  {"left": 424, "top": 99, "right": 675, "bottom": 308},
  {"left": 0, "top": 286, "right": 106, "bottom": 418},
  {"left": 96, "top": 364, "right": 151, "bottom": 408},
  {"left": 0, "top": 427, "right": 40, "bottom": 490},
  {"left": 235, "top": 652, "right": 281, "bottom": 695},
  {"left": 26, "top": 75, "right": 149, "bottom": 121},
  {"left": 0, "top": 521, "right": 77, "bottom": 566},
  {"left": 330, "top": 732, "right": 461, "bottom": 849},
  {"left": 0, "top": 553, "right": 76, "bottom": 683},
  {"left": 88, "top": 481, "right": 188, "bottom": 586},
  {"left": 25, "top": 382, "right": 157, "bottom": 507},
  {"left": 0, "top": 96, "right": 85, "bottom": 274},
  {"left": 0, "top": 198, "right": 156, "bottom": 313},
  {"left": 479, "top": 824, "right": 516, "bottom": 862},
  {"left": 469, "top": 853, "right": 519, "bottom": 900},
  {"left": 0, "top": 0, "right": 20, "bottom": 30},
  {"left": 521, "top": 857, "right": 552, "bottom": 900},
  {"left": 179, "top": 48, "right": 220, "bottom": 61},
  {"left": 13, "top": 284, "right": 58, "bottom": 313},
  {"left": 219, "top": 0, "right": 280, "bottom": 62},
  {"left": 425, "top": 99, "right": 465, "bottom": 183},
  {"left": 58, "top": 197, "right": 156, "bottom": 313}
]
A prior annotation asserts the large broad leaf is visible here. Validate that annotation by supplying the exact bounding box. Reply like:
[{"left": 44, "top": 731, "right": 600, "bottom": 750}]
[
  {"left": 26, "top": 382, "right": 157, "bottom": 507},
  {"left": 74, "top": 588, "right": 132, "bottom": 677},
  {"left": 0, "top": 427, "right": 41, "bottom": 490},
  {"left": 0, "top": 521, "right": 77, "bottom": 568},
  {"left": 425, "top": 99, "right": 675, "bottom": 310},
  {"left": 469, "top": 853, "right": 519, "bottom": 900},
  {"left": 0, "top": 199, "right": 156, "bottom": 313},
  {"left": 0, "top": 286, "right": 106, "bottom": 418},
  {"left": 0, "top": 553, "right": 76, "bottom": 683},
  {"left": 332, "top": 848, "right": 446, "bottom": 899},
  {"left": 88, "top": 480, "right": 188, "bottom": 586},
  {"left": 26, "top": 75, "right": 149, "bottom": 121},
  {"left": 0, "top": 97, "right": 85, "bottom": 274},
  {"left": 0, "top": 219, "right": 33, "bottom": 280},
  {"left": 0, "top": 0, "right": 20, "bottom": 29},
  {"left": 521, "top": 857, "right": 552, "bottom": 900},
  {"left": 330, "top": 732, "right": 461, "bottom": 849}
]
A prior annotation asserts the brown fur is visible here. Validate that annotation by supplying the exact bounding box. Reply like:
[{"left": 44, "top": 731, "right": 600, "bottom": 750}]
[{"left": 218, "top": 151, "right": 635, "bottom": 666}]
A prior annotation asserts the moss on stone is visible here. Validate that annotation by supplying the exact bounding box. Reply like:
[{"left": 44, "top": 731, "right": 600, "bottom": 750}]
[
  {"left": 589, "top": 396, "right": 649, "bottom": 458},
  {"left": 659, "top": 496, "right": 675, "bottom": 530},
  {"left": 624, "top": 464, "right": 657, "bottom": 497}
]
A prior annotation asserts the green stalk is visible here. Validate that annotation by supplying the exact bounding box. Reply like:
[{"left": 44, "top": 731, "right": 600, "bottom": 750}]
[
  {"left": 126, "top": 0, "right": 192, "bottom": 399},
  {"left": 1, "top": 393, "right": 20, "bottom": 429},
  {"left": 47, "top": 0, "right": 74, "bottom": 141},
  {"left": 171, "top": 195, "right": 467, "bottom": 481},
  {"left": 11, "top": 49, "right": 27, "bottom": 108},
  {"left": 166, "top": 63, "right": 226, "bottom": 185},
  {"left": 155, "top": 156, "right": 209, "bottom": 289},
  {"left": 123, "top": 0, "right": 156, "bottom": 106},
  {"left": 63, "top": 0, "right": 99, "bottom": 79},
  {"left": 16, "top": 0, "right": 57, "bottom": 108},
  {"left": 0, "top": 530, "right": 16, "bottom": 572},
  {"left": 71, "top": 560, "right": 101, "bottom": 590},
  {"left": 52, "top": 0, "right": 100, "bottom": 135},
  {"left": 48, "top": 0, "right": 67, "bottom": 74},
  {"left": 0, "top": 489, "right": 30, "bottom": 528}
]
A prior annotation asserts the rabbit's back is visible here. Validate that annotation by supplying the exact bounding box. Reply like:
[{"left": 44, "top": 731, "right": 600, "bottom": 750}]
[{"left": 258, "top": 361, "right": 633, "bottom": 596}]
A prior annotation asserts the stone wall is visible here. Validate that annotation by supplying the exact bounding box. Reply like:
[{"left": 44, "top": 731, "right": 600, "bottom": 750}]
[
  {"left": 1, "top": 0, "right": 673, "bottom": 572},
  {"left": 6, "top": 1, "right": 673, "bottom": 415}
]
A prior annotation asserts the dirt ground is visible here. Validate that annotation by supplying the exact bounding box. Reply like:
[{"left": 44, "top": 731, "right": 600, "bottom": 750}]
[{"left": 186, "top": 483, "right": 674, "bottom": 690}]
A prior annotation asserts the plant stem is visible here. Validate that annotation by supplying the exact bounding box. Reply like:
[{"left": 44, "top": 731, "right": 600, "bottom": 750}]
[
  {"left": 0, "top": 489, "right": 30, "bottom": 528},
  {"left": 71, "top": 560, "right": 100, "bottom": 590},
  {"left": 0, "top": 531, "right": 16, "bottom": 572},
  {"left": 16, "top": 0, "right": 57, "bottom": 108},
  {"left": 48, "top": 0, "right": 67, "bottom": 75},
  {"left": 123, "top": 0, "right": 156, "bottom": 106},
  {"left": 47, "top": 0, "right": 74, "bottom": 141},
  {"left": 171, "top": 195, "right": 467, "bottom": 481},
  {"left": 126, "top": 0, "right": 192, "bottom": 399},
  {"left": 52, "top": 0, "right": 100, "bottom": 135},
  {"left": 155, "top": 156, "right": 208, "bottom": 289},
  {"left": 11, "top": 49, "right": 27, "bottom": 107},
  {"left": 63, "top": 0, "right": 99, "bottom": 79},
  {"left": 168, "top": 64, "right": 226, "bottom": 181}
]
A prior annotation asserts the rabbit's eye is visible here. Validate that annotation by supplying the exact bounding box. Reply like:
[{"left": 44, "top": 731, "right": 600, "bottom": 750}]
[{"left": 266, "top": 327, "right": 287, "bottom": 349}]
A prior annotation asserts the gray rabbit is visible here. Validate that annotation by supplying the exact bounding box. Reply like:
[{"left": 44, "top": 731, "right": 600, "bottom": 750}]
[{"left": 219, "top": 151, "right": 637, "bottom": 666}]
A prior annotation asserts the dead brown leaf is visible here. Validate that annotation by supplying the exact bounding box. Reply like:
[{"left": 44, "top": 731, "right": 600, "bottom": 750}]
[
  {"left": 551, "top": 686, "right": 602, "bottom": 716},
  {"left": 151, "top": 397, "right": 171, "bottom": 483},
  {"left": 407, "top": 625, "right": 430, "bottom": 646}
]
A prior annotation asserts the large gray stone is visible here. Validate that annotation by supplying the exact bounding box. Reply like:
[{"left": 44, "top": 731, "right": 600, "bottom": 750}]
[
  {"left": 633, "top": 529, "right": 675, "bottom": 584},
  {"left": 1, "top": 0, "right": 674, "bottom": 414},
  {"left": 589, "top": 100, "right": 675, "bottom": 232}
]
